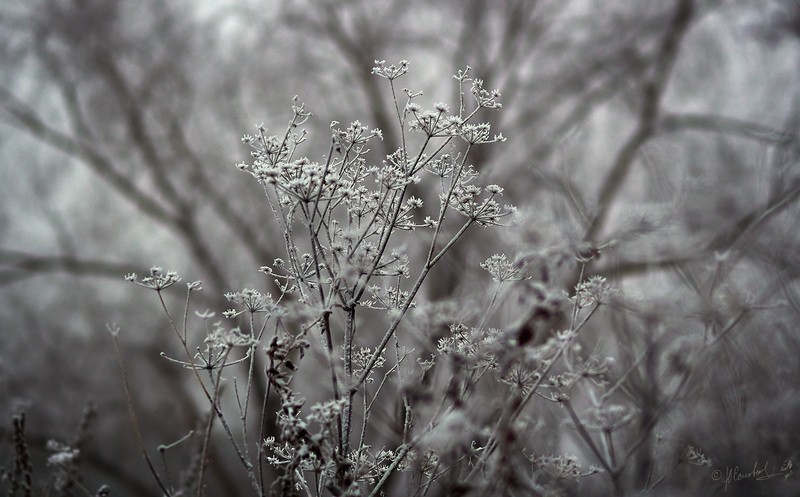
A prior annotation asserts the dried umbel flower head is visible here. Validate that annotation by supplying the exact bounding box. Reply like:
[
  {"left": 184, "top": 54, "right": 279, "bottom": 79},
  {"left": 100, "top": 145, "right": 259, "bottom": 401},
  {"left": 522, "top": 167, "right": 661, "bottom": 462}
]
[
  {"left": 125, "top": 266, "right": 181, "bottom": 290},
  {"left": 204, "top": 322, "right": 257, "bottom": 349},
  {"left": 371, "top": 59, "right": 410, "bottom": 80},
  {"left": 223, "top": 288, "right": 281, "bottom": 317},
  {"left": 481, "top": 253, "right": 523, "bottom": 282},
  {"left": 572, "top": 276, "right": 618, "bottom": 308}
]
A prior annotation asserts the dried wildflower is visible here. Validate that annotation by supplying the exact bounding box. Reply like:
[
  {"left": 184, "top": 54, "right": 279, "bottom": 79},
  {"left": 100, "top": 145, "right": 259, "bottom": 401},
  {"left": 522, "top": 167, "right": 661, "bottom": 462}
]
[
  {"left": 125, "top": 267, "right": 181, "bottom": 290},
  {"left": 308, "top": 398, "right": 348, "bottom": 425},
  {"left": 586, "top": 403, "right": 634, "bottom": 431},
  {"left": 499, "top": 362, "right": 542, "bottom": 394},
  {"left": 481, "top": 254, "right": 522, "bottom": 282},
  {"left": 536, "top": 454, "right": 583, "bottom": 480},
  {"left": 205, "top": 322, "right": 257, "bottom": 349},
  {"left": 353, "top": 347, "right": 386, "bottom": 382},
  {"left": 443, "top": 170, "right": 514, "bottom": 227},
  {"left": 417, "top": 355, "right": 436, "bottom": 373},
  {"left": 683, "top": 445, "right": 712, "bottom": 467},
  {"left": 460, "top": 123, "right": 492, "bottom": 144},
  {"left": 364, "top": 285, "right": 414, "bottom": 311},
  {"left": 224, "top": 288, "right": 279, "bottom": 316},
  {"left": 331, "top": 120, "right": 382, "bottom": 148},
  {"left": 371, "top": 59, "right": 410, "bottom": 80},
  {"left": 485, "top": 184, "right": 504, "bottom": 195},
  {"left": 409, "top": 108, "right": 463, "bottom": 137},
  {"left": 572, "top": 276, "right": 617, "bottom": 308},
  {"left": 567, "top": 351, "right": 611, "bottom": 386},
  {"left": 574, "top": 242, "right": 603, "bottom": 263},
  {"left": 470, "top": 78, "right": 502, "bottom": 108},
  {"left": 437, "top": 323, "right": 499, "bottom": 369},
  {"left": 425, "top": 153, "right": 456, "bottom": 177},
  {"left": 405, "top": 102, "right": 421, "bottom": 113}
]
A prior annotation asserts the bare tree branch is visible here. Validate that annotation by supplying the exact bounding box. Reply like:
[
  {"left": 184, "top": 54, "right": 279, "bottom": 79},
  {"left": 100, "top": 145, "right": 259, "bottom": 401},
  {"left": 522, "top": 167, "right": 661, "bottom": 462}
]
[
  {"left": 0, "top": 86, "right": 180, "bottom": 228},
  {"left": 0, "top": 248, "right": 140, "bottom": 286},
  {"left": 596, "top": 181, "right": 800, "bottom": 279},
  {"left": 585, "top": 0, "right": 696, "bottom": 242},
  {"left": 659, "top": 111, "right": 798, "bottom": 144}
]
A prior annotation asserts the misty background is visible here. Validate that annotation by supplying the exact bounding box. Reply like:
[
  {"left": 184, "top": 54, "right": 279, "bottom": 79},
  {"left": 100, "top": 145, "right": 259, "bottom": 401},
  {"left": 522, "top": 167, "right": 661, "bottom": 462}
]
[{"left": 2, "top": 0, "right": 800, "bottom": 495}]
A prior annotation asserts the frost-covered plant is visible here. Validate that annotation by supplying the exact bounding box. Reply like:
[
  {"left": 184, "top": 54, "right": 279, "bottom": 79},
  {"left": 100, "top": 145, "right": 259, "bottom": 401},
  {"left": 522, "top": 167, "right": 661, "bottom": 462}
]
[
  {"left": 117, "top": 60, "right": 771, "bottom": 497},
  {"left": 121, "top": 61, "right": 520, "bottom": 496},
  {"left": 0, "top": 407, "right": 109, "bottom": 497}
]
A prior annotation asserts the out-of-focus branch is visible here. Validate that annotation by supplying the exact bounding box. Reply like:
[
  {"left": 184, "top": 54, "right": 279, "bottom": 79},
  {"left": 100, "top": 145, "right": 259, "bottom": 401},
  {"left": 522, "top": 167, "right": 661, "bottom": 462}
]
[
  {"left": 596, "top": 255, "right": 697, "bottom": 280},
  {"left": 2, "top": 87, "right": 231, "bottom": 296},
  {"left": 0, "top": 248, "right": 140, "bottom": 286},
  {"left": 165, "top": 115, "right": 276, "bottom": 268},
  {"left": 492, "top": 0, "right": 544, "bottom": 85},
  {"left": 31, "top": 31, "right": 97, "bottom": 147},
  {"left": 452, "top": 0, "right": 488, "bottom": 76},
  {"left": 286, "top": 1, "right": 400, "bottom": 155},
  {"left": 0, "top": 86, "right": 230, "bottom": 292},
  {"left": 533, "top": 170, "right": 591, "bottom": 223},
  {"left": 0, "top": 87, "right": 179, "bottom": 226},
  {"left": 585, "top": 0, "right": 696, "bottom": 242},
  {"left": 87, "top": 45, "right": 190, "bottom": 212},
  {"left": 596, "top": 181, "right": 800, "bottom": 279},
  {"left": 705, "top": 181, "right": 800, "bottom": 252},
  {"left": 779, "top": 273, "right": 800, "bottom": 321},
  {"left": 524, "top": 50, "right": 648, "bottom": 163},
  {"left": 659, "top": 112, "right": 798, "bottom": 145}
]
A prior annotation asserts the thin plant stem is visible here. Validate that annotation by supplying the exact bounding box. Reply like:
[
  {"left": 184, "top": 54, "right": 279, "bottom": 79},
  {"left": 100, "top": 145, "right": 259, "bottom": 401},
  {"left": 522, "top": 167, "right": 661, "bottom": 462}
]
[{"left": 110, "top": 330, "right": 172, "bottom": 496}]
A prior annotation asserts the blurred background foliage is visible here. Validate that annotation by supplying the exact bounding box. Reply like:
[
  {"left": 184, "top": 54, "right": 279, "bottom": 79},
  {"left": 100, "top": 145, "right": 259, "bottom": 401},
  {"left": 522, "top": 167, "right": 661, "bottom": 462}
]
[{"left": 1, "top": 0, "right": 800, "bottom": 495}]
